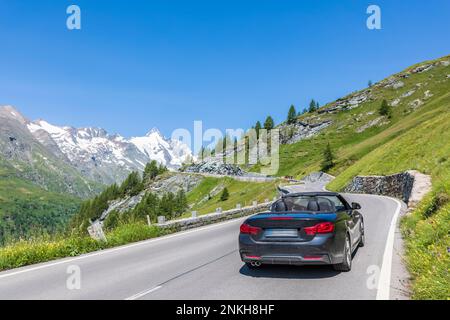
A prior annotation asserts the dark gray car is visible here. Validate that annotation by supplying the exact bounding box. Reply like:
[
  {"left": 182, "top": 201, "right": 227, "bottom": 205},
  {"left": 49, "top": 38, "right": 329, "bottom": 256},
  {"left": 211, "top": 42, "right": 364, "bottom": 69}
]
[{"left": 239, "top": 192, "right": 365, "bottom": 272}]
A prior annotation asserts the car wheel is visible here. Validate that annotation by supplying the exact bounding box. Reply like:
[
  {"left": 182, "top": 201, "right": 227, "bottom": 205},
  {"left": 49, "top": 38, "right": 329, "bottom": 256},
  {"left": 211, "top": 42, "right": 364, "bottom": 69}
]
[
  {"left": 359, "top": 220, "right": 365, "bottom": 247},
  {"left": 333, "top": 236, "right": 352, "bottom": 272}
]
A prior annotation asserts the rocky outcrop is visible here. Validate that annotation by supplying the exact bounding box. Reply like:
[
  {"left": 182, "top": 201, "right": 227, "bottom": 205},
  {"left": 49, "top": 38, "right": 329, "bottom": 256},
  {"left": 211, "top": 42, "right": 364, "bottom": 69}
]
[
  {"left": 99, "top": 173, "right": 204, "bottom": 221},
  {"left": 301, "top": 171, "right": 335, "bottom": 184},
  {"left": 318, "top": 90, "right": 372, "bottom": 114},
  {"left": 279, "top": 120, "right": 332, "bottom": 144},
  {"left": 148, "top": 173, "right": 203, "bottom": 194},
  {"left": 344, "top": 170, "right": 432, "bottom": 206},
  {"left": 183, "top": 160, "right": 245, "bottom": 176},
  {"left": 356, "top": 116, "right": 389, "bottom": 133}
]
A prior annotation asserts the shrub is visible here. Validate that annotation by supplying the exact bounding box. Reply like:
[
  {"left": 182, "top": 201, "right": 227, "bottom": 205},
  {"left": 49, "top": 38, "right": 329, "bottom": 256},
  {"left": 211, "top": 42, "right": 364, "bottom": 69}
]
[{"left": 220, "top": 188, "right": 230, "bottom": 201}]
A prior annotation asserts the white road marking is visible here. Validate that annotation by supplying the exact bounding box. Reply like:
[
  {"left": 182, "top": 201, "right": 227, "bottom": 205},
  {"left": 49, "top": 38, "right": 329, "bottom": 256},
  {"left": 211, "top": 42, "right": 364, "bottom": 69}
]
[
  {"left": 0, "top": 217, "right": 246, "bottom": 280},
  {"left": 125, "top": 286, "right": 162, "bottom": 300},
  {"left": 375, "top": 197, "right": 402, "bottom": 300},
  {"left": 340, "top": 191, "right": 403, "bottom": 300}
]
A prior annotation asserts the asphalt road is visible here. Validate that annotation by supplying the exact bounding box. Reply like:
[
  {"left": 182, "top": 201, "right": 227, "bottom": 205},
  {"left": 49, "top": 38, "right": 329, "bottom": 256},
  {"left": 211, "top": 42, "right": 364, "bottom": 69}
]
[{"left": 0, "top": 183, "right": 403, "bottom": 300}]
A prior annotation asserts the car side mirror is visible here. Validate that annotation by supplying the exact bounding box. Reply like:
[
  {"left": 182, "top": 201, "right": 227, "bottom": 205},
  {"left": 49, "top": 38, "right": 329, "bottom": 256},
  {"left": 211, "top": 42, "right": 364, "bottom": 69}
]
[{"left": 352, "top": 202, "right": 361, "bottom": 210}]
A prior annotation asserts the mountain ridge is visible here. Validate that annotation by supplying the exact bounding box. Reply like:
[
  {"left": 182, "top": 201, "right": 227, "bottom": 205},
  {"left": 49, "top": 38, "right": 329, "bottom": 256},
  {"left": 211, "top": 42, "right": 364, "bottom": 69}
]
[{"left": 1, "top": 106, "right": 193, "bottom": 188}]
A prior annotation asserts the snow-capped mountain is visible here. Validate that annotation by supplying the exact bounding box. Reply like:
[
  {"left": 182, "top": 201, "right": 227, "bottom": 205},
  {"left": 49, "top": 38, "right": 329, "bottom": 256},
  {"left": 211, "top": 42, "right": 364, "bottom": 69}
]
[
  {"left": 130, "top": 128, "right": 192, "bottom": 169},
  {"left": 0, "top": 106, "right": 192, "bottom": 187},
  {"left": 26, "top": 117, "right": 193, "bottom": 185}
]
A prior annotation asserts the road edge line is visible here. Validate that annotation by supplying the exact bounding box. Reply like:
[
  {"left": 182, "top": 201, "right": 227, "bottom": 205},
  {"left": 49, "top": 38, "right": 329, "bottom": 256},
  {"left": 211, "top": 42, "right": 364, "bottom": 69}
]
[
  {"left": 0, "top": 216, "right": 247, "bottom": 279},
  {"left": 125, "top": 286, "right": 162, "bottom": 300},
  {"left": 376, "top": 196, "right": 402, "bottom": 300}
]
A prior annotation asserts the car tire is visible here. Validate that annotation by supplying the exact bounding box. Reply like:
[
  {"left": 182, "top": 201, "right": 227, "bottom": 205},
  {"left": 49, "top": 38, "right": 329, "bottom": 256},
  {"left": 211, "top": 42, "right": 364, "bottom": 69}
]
[
  {"left": 359, "top": 220, "right": 365, "bottom": 247},
  {"left": 333, "top": 235, "right": 352, "bottom": 272}
]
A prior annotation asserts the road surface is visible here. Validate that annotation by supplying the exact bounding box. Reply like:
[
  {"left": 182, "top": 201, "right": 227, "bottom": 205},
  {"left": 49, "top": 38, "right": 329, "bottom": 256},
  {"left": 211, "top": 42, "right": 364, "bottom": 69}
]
[{"left": 0, "top": 183, "right": 404, "bottom": 300}]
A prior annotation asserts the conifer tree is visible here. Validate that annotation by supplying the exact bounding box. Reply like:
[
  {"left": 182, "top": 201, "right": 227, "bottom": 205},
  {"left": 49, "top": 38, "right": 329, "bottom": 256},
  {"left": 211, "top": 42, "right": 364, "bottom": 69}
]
[
  {"left": 321, "top": 143, "right": 335, "bottom": 171},
  {"left": 264, "top": 116, "right": 274, "bottom": 130},
  {"left": 220, "top": 187, "right": 230, "bottom": 201},
  {"left": 287, "top": 105, "right": 297, "bottom": 124},
  {"left": 379, "top": 99, "right": 392, "bottom": 118}
]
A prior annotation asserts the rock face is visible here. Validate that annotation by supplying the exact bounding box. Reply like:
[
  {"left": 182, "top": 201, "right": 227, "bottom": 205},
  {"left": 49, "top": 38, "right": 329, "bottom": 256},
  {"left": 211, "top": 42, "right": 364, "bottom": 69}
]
[
  {"left": 147, "top": 173, "right": 204, "bottom": 195},
  {"left": 183, "top": 160, "right": 245, "bottom": 176},
  {"left": 344, "top": 171, "right": 431, "bottom": 205},
  {"left": 318, "top": 91, "right": 372, "bottom": 114},
  {"left": 356, "top": 116, "right": 388, "bottom": 133},
  {"left": 301, "top": 171, "right": 335, "bottom": 184},
  {"left": 99, "top": 173, "right": 204, "bottom": 221},
  {"left": 0, "top": 106, "right": 99, "bottom": 197},
  {"left": 279, "top": 120, "right": 332, "bottom": 144}
]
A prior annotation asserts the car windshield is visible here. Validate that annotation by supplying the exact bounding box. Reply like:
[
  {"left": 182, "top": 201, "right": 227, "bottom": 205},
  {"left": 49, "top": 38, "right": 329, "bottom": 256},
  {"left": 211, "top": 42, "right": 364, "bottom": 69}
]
[{"left": 272, "top": 195, "right": 347, "bottom": 213}]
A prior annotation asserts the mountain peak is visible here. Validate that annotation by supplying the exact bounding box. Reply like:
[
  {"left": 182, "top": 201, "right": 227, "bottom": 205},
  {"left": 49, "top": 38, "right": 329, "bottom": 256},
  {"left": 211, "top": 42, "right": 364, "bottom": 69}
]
[
  {"left": 0, "top": 105, "right": 29, "bottom": 124},
  {"left": 145, "top": 127, "right": 163, "bottom": 137}
]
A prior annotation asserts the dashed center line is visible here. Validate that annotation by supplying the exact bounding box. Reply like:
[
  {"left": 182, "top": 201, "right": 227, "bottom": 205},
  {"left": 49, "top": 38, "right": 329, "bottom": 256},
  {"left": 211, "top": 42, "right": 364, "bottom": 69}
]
[
  {"left": 124, "top": 250, "right": 237, "bottom": 300},
  {"left": 125, "top": 286, "right": 162, "bottom": 300}
]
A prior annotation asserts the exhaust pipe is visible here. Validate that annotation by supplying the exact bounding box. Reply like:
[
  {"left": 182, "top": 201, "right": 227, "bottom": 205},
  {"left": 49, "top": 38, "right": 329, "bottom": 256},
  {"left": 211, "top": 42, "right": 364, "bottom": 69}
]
[{"left": 251, "top": 261, "right": 261, "bottom": 267}]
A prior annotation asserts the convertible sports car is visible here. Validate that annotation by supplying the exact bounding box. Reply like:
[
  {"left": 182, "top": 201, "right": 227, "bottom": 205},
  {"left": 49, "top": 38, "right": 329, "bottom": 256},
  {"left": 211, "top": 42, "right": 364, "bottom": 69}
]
[{"left": 239, "top": 192, "right": 365, "bottom": 272}]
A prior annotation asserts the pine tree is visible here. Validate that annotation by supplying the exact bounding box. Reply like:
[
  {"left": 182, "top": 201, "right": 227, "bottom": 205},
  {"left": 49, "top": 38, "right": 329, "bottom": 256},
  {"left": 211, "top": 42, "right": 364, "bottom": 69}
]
[
  {"left": 287, "top": 105, "right": 297, "bottom": 124},
  {"left": 158, "top": 163, "right": 168, "bottom": 175},
  {"left": 120, "top": 171, "right": 144, "bottom": 197},
  {"left": 309, "top": 99, "right": 317, "bottom": 113},
  {"left": 143, "top": 160, "right": 159, "bottom": 181},
  {"left": 379, "top": 99, "right": 392, "bottom": 118},
  {"left": 321, "top": 143, "right": 335, "bottom": 171},
  {"left": 174, "top": 189, "right": 188, "bottom": 216},
  {"left": 103, "top": 210, "right": 120, "bottom": 231},
  {"left": 264, "top": 116, "right": 274, "bottom": 130},
  {"left": 220, "top": 187, "right": 230, "bottom": 201},
  {"left": 159, "top": 192, "right": 176, "bottom": 219},
  {"left": 255, "top": 121, "right": 262, "bottom": 138}
]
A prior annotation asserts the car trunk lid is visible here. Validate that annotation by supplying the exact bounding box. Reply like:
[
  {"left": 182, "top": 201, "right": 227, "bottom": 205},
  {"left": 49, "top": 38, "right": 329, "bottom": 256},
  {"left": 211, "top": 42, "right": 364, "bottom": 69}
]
[{"left": 248, "top": 212, "right": 336, "bottom": 242}]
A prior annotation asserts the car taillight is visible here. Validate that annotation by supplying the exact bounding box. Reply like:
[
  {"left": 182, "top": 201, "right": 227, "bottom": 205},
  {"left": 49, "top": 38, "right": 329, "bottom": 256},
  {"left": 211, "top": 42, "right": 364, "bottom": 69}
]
[
  {"left": 304, "top": 222, "right": 335, "bottom": 235},
  {"left": 240, "top": 223, "right": 262, "bottom": 235}
]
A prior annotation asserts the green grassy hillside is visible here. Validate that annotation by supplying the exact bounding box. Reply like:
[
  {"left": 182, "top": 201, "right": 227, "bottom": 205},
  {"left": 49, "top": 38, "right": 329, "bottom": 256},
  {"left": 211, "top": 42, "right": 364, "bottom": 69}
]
[
  {"left": 0, "top": 175, "right": 81, "bottom": 246},
  {"left": 184, "top": 177, "right": 279, "bottom": 216},
  {"left": 274, "top": 55, "right": 450, "bottom": 180}
]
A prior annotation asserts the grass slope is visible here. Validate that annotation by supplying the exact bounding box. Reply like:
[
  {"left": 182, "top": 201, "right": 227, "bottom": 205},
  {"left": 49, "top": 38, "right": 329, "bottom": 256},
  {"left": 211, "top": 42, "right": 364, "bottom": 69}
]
[
  {"left": 184, "top": 177, "right": 279, "bottom": 216},
  {"left": 274, "top": 55, "right": 450, "bottom": 180},
  {"left": 0, "top": 175, "right": 82, "bottom": 246}
]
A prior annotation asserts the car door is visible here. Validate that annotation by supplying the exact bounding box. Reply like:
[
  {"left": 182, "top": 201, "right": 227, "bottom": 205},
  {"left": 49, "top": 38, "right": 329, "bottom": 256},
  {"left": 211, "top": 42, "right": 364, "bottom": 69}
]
[
  {"left": 349, "top": 206, "right": 362, "bottom": 249},
  {"left": 340, "top": 196, "right": 361, "bottom": 248}
]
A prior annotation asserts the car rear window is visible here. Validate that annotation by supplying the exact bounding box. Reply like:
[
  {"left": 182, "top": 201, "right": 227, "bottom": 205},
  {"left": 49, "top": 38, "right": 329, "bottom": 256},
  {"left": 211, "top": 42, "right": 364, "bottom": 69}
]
[{"left": 272, "top": 195, "right": 347, "bottom": 213}]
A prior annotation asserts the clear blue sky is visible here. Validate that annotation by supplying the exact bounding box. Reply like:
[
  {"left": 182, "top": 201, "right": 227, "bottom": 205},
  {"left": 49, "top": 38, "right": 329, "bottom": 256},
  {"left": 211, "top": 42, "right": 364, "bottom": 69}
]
[{"left": 0, "top": 0, "right": 449, "bottom": 138}]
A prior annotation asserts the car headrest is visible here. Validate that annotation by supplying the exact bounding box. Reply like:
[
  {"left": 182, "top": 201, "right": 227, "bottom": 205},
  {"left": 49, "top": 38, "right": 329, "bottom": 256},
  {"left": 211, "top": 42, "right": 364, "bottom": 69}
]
[
  {"left": 307, "top": 200, "right": 320, "bottom": 211},
  {"left": 273, "top": 200, "right": 288, "bottom": 212},
  {"left": 317, "top": 198, "right": 336, "bottom": 212}
]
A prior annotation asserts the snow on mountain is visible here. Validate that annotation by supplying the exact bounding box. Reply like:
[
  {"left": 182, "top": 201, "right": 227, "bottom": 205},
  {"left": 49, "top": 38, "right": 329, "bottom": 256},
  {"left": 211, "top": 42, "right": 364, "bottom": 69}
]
[
  {"left": 130, "top": 128, "right": 192, "bottom": 169},
  {"left": 26, "top": 119, "right": 193, "bottom": 185}
]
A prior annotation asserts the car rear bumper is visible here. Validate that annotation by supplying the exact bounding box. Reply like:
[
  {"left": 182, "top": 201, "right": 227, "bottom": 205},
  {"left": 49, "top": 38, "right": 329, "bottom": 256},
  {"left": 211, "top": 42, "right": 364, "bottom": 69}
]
[{"left": 239, "top": 233, "right": 343, "bottom": 265}]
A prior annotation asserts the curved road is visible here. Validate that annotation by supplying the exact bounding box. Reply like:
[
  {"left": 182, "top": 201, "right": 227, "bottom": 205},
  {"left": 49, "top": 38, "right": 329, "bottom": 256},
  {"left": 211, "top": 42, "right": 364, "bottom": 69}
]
[{"left": 0, "top": 183, "right": 405, "bottom": 300}]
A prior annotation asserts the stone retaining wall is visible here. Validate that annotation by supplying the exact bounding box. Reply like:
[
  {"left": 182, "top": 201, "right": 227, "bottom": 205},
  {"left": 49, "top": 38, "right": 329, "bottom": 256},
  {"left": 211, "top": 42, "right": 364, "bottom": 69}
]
[
  {"left": 157, "top": 202, "right": 272, "bottom": 231},
  {"left": 344, "top": 170, "right": 432, "bottom": 206}
]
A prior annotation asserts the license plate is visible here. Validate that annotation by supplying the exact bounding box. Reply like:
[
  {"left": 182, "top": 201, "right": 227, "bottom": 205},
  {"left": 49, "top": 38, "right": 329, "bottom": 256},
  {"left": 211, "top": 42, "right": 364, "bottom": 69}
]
[{"left": 265, "top": 229, "right": 298, "bottom": 238}]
